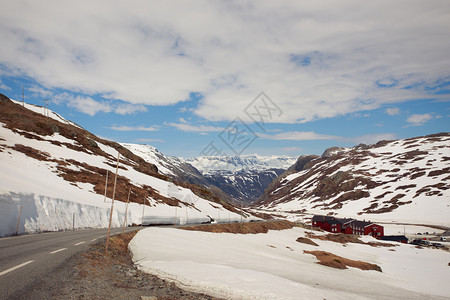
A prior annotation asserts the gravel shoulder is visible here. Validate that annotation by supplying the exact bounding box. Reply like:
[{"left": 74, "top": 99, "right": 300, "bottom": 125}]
[{"left": 11, "top": 230, "right": 220, "bottom": 300}]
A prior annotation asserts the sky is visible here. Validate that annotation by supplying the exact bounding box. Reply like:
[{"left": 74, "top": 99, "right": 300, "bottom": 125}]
[{"left": 0, "top": 0, "right": 449, "bottom": 158}]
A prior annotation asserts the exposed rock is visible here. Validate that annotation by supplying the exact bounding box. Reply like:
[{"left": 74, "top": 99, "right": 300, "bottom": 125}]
[{"left": 322, "top": 146, "right": 347, "bottom": 158}]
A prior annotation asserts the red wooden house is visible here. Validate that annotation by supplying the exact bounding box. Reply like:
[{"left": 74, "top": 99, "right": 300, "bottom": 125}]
[{"left": 312, "top": 215, "right": 384, "bottom": 238}]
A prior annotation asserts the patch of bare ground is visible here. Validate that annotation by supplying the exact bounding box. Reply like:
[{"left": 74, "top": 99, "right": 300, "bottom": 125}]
[
  {"left": 180, "top": 220, "right": 294, "bottom": 234},
  {"left": 414, "top": 182, "right": 448, "bottom": 198},
  {"left": 428, "top": 167, "right": 450, "bottom": 177},
  {"left": 304, "top": 250, "right": 382, "bottom": 272},
  {"left": 17, "top": 231, "right": 220, "bottom": 300},
  {"left": 306, "top": 233, "right": 396, "bottom": 248},
  {"left": 296, "top": 237, "right": 319, "bottom": 246}
]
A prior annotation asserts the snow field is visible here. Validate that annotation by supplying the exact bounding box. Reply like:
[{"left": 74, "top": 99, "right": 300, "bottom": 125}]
[{"left": 130, "top": 226, "right": 450, "bottom": 299}]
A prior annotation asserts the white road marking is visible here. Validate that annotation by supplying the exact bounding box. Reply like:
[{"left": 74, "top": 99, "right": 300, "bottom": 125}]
[
  {"left": 74, "top": 241, "right": 85, "bottom": 246},
  {"left": 90, "top": 238, "right": 97, "bottom": 242},
  {"left": 50, "top": 248, "right": 67, "bottom": 254},
  {"left": 0, "top": 260, "right": 34, "bottom": 276}
]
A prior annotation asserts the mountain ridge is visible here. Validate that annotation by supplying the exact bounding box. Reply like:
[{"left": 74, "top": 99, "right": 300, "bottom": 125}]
[{"left": 255, "top": 133, "right": 450, "bottom": 226}]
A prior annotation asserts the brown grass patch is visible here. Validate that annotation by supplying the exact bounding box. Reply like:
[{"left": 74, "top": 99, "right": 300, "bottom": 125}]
[
  {"left": 80, "top": 231, "right": 138, "bottom": 275},
  {"left": 296, "top": 237, "right": 319, "bottom": 246},
  {"left": 307, "top": 233, "right": 396, "bottom": 247},
  {"left": 180, "top": 220, "right": 294, "bottom": 234},
  {"left": 304, "top": 250, "right": 382, "bottom": 272}
]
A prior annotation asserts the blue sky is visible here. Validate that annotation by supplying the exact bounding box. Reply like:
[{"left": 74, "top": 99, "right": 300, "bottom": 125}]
[{"left": 0, "top": 1, "right": 449, "bottom": 158}]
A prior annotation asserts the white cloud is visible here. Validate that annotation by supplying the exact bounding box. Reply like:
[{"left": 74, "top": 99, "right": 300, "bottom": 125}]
[
  {"left": 282, "top": 146, "right": 302, "bottom": 152},
  {"left": 52, "top": 92, "right": 146, "bottom": 116},
  {"left": 385, "top": 108, "right": 400, "bottom": 116},
  {"left": 135, "top": 138, "right": 164, "bottom": 143},
  {"left": 259, "top": 131, "right": 339, "bottom": 141},
  {"left": 114, "top": 103, "right": 147, "bottom": 115},
  {"left": 0, "top": 79, "right": 10, "bottom": 90},
  {"left": 165, "top": 121, "right": 223, "bottom": 133},
  {"left": 0, "top": 1, "right": 449, "bottom": 123},
  {"left": 65, "top": 95, "right": 112, "bottom": 116},
  {"left": 108, "top": 125, "right": 159, "bottom": 132},
  {"left": 406, "top": 113, "right": 433, "bottom": 126}
]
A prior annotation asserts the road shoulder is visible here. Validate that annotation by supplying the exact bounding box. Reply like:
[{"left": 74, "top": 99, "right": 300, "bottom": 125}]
[{"left": 11, "top": 230, "right": 220, "bottom": 300}]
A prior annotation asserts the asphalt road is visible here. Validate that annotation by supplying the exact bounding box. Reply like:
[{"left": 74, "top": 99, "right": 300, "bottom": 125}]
[{"left": 0, "top": 226, "right": 138, "bottom": 299}]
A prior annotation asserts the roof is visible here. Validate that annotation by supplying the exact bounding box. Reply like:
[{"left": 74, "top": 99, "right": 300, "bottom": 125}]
[
  {"left": 336, "top": 218, "right": 354, "bottom": 225},
  {"left": 380, "top": 235, "right": 408, "bottom": 241},
  {"left": 312, "top": 215, "right": 335, "bottom": 222},
  {"left": 351, "top": 220, "right": 375, "bottom": 228}
]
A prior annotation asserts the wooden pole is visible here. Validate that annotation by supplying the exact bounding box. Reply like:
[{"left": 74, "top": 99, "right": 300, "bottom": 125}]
[
  {"left": 106, "top": 152, "right": 120, "bottom": 252},
  {"left": 16, "top": 206, "right": 22, "bottom": 236},
  {"left": 122, "top": 188, "right": 131, "bottom": 233},
  {"left": 103, "top": 170, "right": 109, "bottom": 203}
]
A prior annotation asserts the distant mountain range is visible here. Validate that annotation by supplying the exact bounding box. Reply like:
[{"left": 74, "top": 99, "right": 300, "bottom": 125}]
[
  {"left": 120, "top": 146, "right": 297, "bottom": 205},
  {"left": 255, "top": 133, "right": 450, "bottom": 226}
]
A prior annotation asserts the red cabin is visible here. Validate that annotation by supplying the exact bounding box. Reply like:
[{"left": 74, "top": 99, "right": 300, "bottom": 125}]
[{"left": 312, "top": 215, "right": 384, "bottom": 238}]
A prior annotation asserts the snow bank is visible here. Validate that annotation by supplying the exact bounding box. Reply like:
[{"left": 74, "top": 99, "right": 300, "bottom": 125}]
[{"left": 130, "top": 227, "right": 450, "bottom": 300}]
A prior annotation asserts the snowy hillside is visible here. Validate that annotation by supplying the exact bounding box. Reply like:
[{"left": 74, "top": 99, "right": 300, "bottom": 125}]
[
  {"left": 121, "top": 143, "right": 185, "bottom": 177},
  {"left": 0, "top": 94, "right": 250, "bottom": 237},
  {"left": 256, "top": 133, "right": 450, "bottom": 226},
  {"left": 130, "top": 225, "right": 450, "bottom": 299}
]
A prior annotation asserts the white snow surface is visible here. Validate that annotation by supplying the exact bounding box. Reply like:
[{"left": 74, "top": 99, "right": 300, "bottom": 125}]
[
  {"left": 130, "top": 226, "right": 450, "bottom": 300},
  {"left": 121, "top": 143, "right": 184, "bottom": 176},
  {"left": 185, "top": 155, "right": 297, "bottom": 175}
]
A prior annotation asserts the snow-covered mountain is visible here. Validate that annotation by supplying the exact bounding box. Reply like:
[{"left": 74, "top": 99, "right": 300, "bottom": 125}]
[
  {"left": 256, "top": 133, "right": 450, "bottom": 226},
  {"left": 184, "top": 155, "right": 297, "bottom": 204},
  {"left": 116, "top": 147, "right": 298, "bottom": 205},
  {"left": 0, "top": 93, "right": 250, "bottom": 237},
  {"left": 186, "top": 155, "right": 297, "bottom": 174}
]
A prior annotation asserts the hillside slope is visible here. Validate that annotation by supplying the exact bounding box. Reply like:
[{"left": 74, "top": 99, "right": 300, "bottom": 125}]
[
  {"left": 0, "top": 93, "right": 248, "bottom": 236},
  {"left": 256, "top": 133, "right": 450, "bottom": 226}
]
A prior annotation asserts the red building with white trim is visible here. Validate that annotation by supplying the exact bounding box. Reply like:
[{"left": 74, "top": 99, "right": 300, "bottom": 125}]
[{"left": 312, "top": 215, "right": 384, "bottom": 238}]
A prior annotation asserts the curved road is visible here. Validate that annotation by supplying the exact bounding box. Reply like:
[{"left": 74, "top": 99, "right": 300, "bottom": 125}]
[{"left": 0, "top": 227, "right": 138, "bottom": 299}]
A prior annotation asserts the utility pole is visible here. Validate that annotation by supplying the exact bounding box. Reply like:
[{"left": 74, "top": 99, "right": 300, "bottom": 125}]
[
  {"left": 122, "top": 188, "right": 131, "bottom": 233},
  {"left": 106, "top": 152, "right": 120, "bottom": 252},
  {"left": 104, "top": 170, "right": 109, "bottom": 203}
]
